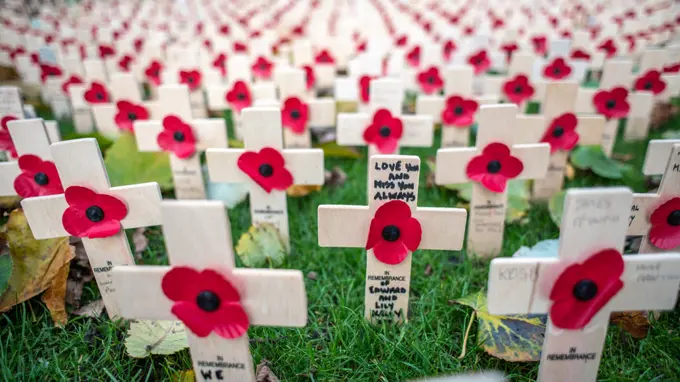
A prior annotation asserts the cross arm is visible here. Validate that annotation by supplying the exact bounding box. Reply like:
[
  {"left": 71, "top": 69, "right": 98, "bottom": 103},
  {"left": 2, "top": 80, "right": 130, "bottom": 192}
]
[
  {"left": 0, "top": 162, "right": 20, "bottom": 195},
  {"left": 7, "top": 118, "right": 52, "bottom": 158},
  {"left": 308, "top": 98, "right": 336, "bottom": 128},
  {"left": 336, "top": 112, "right": 369, "bottom": 146},
  {"left": 415, "top": 95, "right": 444, "bottom": 123},
  {"left": 608, "top": 254, "right": 680, "bottom": 311},
  {"left": 401, "top": 115, "right": 434, "bottom": 147},
  {"left": 575, "top": 87, "right": 597, "bottom": 114},
  {"left": 487, "top": 257, "right": 557, "bottom": 315},
  {"left": 643, "top": 139, "right": 680, "bottom": 175},
  {"left": 414, "top": 207, "right": 467, "bottom": 250},
  {"left": 206, "top": 148, "right": 325, "bottom": 185},
  {"left": 206, "top": 85, "right": 229, "bottom": 109},
  {"left": 134, "top": 119, "right": 228, "bottom": 152},
  {"left": 110, "top": 266, "right": 308, "bottom": 327},
  {"left": 627, "top": 193, "right": 658, "bottom": 235},
  {"left": 21, "top": 183, "right": 162, "bottom": 239},
  {"left": 576, "top": 115, "right": 606, "bottom": 146}
]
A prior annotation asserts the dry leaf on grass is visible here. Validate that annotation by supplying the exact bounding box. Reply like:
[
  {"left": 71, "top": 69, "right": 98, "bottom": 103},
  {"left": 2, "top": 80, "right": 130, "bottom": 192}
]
[
  {"left": 71, "top": 299, "right": 105, "bottom": 317},
  {"left": 255, "top": 360, "right": 280, "bottom": 382},
  {"left": 66, "top": 237, "right": 94, "bottom": 308},
  {"left": 611, "top": 311, "right": 651, "bottom": 339},
  {"left": 0, "top": 210, "right": 74, "bottom": 326},
  {"left": 41, "top": 261, "right": 71, "bottom": 326},
  {"left": 325, "top": 166, "right": 347, "bottom": 187},
  {"left": 125, "top": 320, "right": 189, "bottom": 358},
  {"left": 286, "top": 184, "right": 323, "bottom": 197},
  {"left": 132, "top": 228, "right": 149, "bottom": 258}
]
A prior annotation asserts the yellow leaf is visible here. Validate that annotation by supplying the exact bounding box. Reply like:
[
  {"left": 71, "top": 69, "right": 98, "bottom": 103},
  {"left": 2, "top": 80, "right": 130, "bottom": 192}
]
[
  {"left": 286, "top": 184, "right": 322, "bottom": 197},
  {"left": 236, "top": 223, "right": 287, "bottom": 268},
  {"left": 0, "top": 210, "right": 74, "bottom": 324},
  {"left": 335, "top": 101, "right": 357, "bottom": 113},
  {"left": 125, "top": 320, "right": 189, "bottom": 358},
  {"left": 41, "top": 261, "right": 70, "bottom": 326},
  {"left": 565, "top": 163, "right": 575, "bottom": 180}
]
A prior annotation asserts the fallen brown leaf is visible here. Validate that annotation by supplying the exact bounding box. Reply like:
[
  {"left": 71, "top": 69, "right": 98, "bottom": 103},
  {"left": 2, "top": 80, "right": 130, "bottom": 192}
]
[
  {"left": 612, "top": 152, "right": 634, "bottom": 162},
  {"left": 306, "top": 271, "right": 318, "bottom": 280},
  {"left": 66, "top": 237, "right": 94, "bottom": 308},
  {"left": 424, "top": 264, "right": 433, "bottom": 276},
  {"left": 286, "top": 184, "right": 323, "bottom": 197},
  {"left": 132, "top": 227, "right": 149, "bottom": 257},
  {"left": 71, "top": 299, "right": 105, "bottom": 317},
  {"left": 565, "top": 163, "right": 575, "bottom": 180},
  {"left": 255, "top": 360, "right": 280, "bottom": 382},
  {"left": 324, "top": 166, "right": 347, "bottom": 188},
  {"left": 611, "top": 311, "right": 650, "bottom": 339},
  {"left": 42, "top": 261, "right": 71, "bottom": 326}
]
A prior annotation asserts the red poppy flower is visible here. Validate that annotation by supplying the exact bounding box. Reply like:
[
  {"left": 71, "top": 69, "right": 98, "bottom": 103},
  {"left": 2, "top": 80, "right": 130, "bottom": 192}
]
[
  {"left": 502, "top": 74, "right": 535, "bottom": 104},
  {"left": 30, "top": 52, "right": 40, "bottom": 65},
  {"left": 179, "top": 70, "right": 202, "bottom": 91},
  {"left": 597, "top": 39, "right": 617, "bottom": 58},
  {"left": 162, "top": 267, "right": 248, "bottom": 338},
  {"left": 570, "top": 49, "right": 591, "bottom": 60},
  {"left": 664, "top": 63, "right": 680, "bottom": 73},
  {"left": 225, "top": 80, "right": 252, "bottom": 113},
  {"left": 466, "top": 142, "right": 523, "bottom": 193},
  {"left": 40, "top": 63, "right": 62, "bottom": 83},
  {"left": 281, "top": 97, "right": 309, "bottom": 134},
  {"left": 359, "top": 75, "right": 372, "bottom": 104},
  {"left": 84, "top": 82, "right": 110, "bottom": 104},
  {"left": 13, "top": 154, "right": 63, "bottom": 197},
  {"left": 133, "top": 38, "right": 143, "bottom": 53},
  {"left": 118, "top": 54, "right": 133, "bottom": 72},
  {"left": 98, "top": 44, "right": 116, "bottom": 59},
  {"left": 61, "top": 75, "right": 83, "bottom": 95},
  {"left": 501, "top": 43, "right": 518, "bottom": 62},
  {"left": 416, "top": 66, "right": 443, "bottom": 95},
  {"left": 549, "top": 248, "right": 624, "bottom": 330},
  {"left": 634, "top": 70, "right": 666, "bottom": 95},
  {"left": 543, "top": 57, "right": 572, "bottom": 80},
  {"left": 114, "top": 101, "right": 149, "bottom": 133},
  {"left": 203, "top": 39, "right": 212, "bottom": 52},
  {"left": 0, "top": 116, "right": 18, "bottom": 158},
  {"left": 593, "top": 87, "right": 630, "bottom": 119},
  {"left": 647, "top": 197, "right": 680, "bottom": 249},
  {"left": 463, "top": 25, "right": 475, "bottom": 35},
  {"left": 365, "top": 200, "right": 422, "bottom": 265},
  {"left": 540, "top": 113, "right": 579, "bottom": 153},
  {"left": 362, "top": 108, "right": 403, "bottom": 154},
  {"left": 157, "top": 115, "right": 197, "bottom": 159},
  {"left": 212, "top": 53, "right": 227, "bottom": 78},
  {"left": 10, "top": 47, "right": 25, "bottom": 61},
  {"left": 144, "top": 60, "right": 163, "bottom": 86},
  {"left": 356, "top": 41, "right": 367, "bottom": 53},
  {"left": 315, "top": 49, "right": 335, "bottom": 64},
  {"left": 251, "top": 56, "right": 273, "bottom": 80},
  {"left": 62, "top": 186, "right": 128, "bottom": 239},
  {"left": 303, "top": 65, "right": 315, "bottom": 90},
  {"left": 442, "top": 39, "right": 456, "bottom": 62},
  {"left": 531, "top": 36, "right": 547, "bottom": 55},
  {"left": 219, "top": 24, "right": 230, "bottom": 35},
  {"left": 237, "top": 147, "right": 293, "bottom": 193},
  {"left": 441, "top": 95, "right": 478, "bottom": 127},
  {"left": 395, "top": 35, "right": 407, "bottom": 47},
  {"left": 406, "top": 46, "right": 421, "bottom": 68},
  {"left": 233, "top": 41, "right": 248, "bottom": 53},
  {"left": 467, "top": 50, "right": 490, "bottom": 75}
]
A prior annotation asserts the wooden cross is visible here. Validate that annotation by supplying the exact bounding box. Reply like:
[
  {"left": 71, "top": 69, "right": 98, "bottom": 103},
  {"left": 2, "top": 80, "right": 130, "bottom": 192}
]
[
  {"left": 275, "top": 67, "right": 335, "bottom": 149},
  {"left": 336, "top": 77, "right": 434, "bottom": 158},
  {"left": 318, "top": 155, "right": 467, "bottom": 324},
  {"left": 160, "top": 64, "right": 209, "bottom": 118},
  {"left": 488, "top": 187, "right": 680, "bottom": 382},
  {"left": 522, "top": 82, "right": 606, "bottom": 200},
  {"left": 111, "top": 200, "right": 307, "bottom": 382},
  {"left": 206, "top": 107, "right": 324, "bottom": 249},
  {"left": 0, "top": 86, "right": 26, "bottom": 159},
  {"left": 0, "top": 118, "right": 60, "bottom": 198},
  {"left": 628, "top": 139, "right": 680, "bottom": 253},
  {"left": 20, "top": 138, "right": 162, "bottom": 318},
  {"left": 435, "top": 104, "right": 551, "bottom": 257},
  {"left": 67, "top": 59, "right": 109, "bottom": 134},
  {"left": 134, "top": 84, "right": 228, "bottom": 200}
]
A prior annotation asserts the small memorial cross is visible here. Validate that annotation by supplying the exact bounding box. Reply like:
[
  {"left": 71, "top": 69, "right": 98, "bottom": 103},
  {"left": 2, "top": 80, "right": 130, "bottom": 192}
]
[
  {"left": 487, "top": 187, "right": 680, "bottom": 382},
  {"left": 628, "top": 139, "right": 680, "bottom": 253},
  {"left": 0, "top": 118, "right": 62, "bottom": 198},
  {"left": 275, "top": 67, "right": 336, "bottom": 148},
  {"left": 66, "top": 59, "right": 109, "bottom": 134},
  {"left": 206, "top": 107, "right": 324, "bottom": 249},
  {"left": 134, "top": 84, "right": 228, "bottom": 200},
  {"left": 21, "top": 138, "right": 162, "bottom": 318},
  {"left": 435, "top": 104, "right": 551, "bottom": 257},
  {"left": 318, "top": 155, "right": 467, "bottom": 324},
  {"left": 111, "top": 200, "right": 307, "bottom": 382},
  {"left": 0, "top": 86, "right": 26, "bottom": 159},
  {"left": 337, "top": 77, "right": 434, "bottom": 158}
]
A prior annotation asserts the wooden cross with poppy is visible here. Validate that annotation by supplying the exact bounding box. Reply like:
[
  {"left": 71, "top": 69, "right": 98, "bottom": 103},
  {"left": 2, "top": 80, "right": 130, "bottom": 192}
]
[
  {"left": 628, "top": 140, "right": 680, "bottom": 253},
  {"left": 495, "top": 52, "right": 537, "bottom": 109},
  {"left": 336, "top": 77, "right": 434, "bottom": 158},
  {"left": 90, "top": 72, "right": 163, "bottom": 138},
  {"left": 110, "top": 200, "right": 307, "bottom": 381},
  {"left": 0, "top": 86, "right": 26, "bottom": 159},
  {"left": 333, "top": 53, "right": 384, "bottom": 113},
  {"left": 415, "top": 64, "right": 493, "bottom": 147},
  {"left": 275, "top": 67, "right": 336, "bottom": 148},
  {"left": 574, "top": 59, "right": 633, "bottom": 157},
  {"left": 160, "top": 65, "right": 208, "bottom": 118},
  {"left": 206, "top": 107, "right": 324, "bottom": 249},
  {"left": 66, "top": 58, "right": 109, "bottom": 134},
  {"left": 205, "top": 55, "right": 277, "bottom": 140},
  {"left": 487, "top": 187, "right": 680, "bottom": 382},
  {"left": 435, "top": 104, "right": 551, "bottom": 258},
  {"left": 0, "top": 118, "right": 63, "bottom": 199},
  {"left": 318, "top": 155, "right": 467, "bottom": 324},
  {"left": 520, "top": 82, "right": 606, "bottom": 200},
  {"left": 20, "top": 138, "right": 162, "bottom": 318},
  {"left": 134, "top": 84, "right": 228, "bottom": 200}
]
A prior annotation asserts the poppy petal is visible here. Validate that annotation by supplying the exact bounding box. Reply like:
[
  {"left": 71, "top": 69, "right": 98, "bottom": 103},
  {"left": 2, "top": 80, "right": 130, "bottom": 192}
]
[
  {"left": 13, "top": 173, "right": 41, "bottom": 198},
  {"left": 62, "top": 207, "right": 92, "bottom": 237},
  {"left": 17, "top": 154, "right": 43, "bottom": 173},
  {"left": 372, "top": 239, "right": 410, "bottom": 265},
  {"left": 84, "top": 218, "right": 122, "bottom": 238},
  {"left": 95, "top": 193, "right": 128, "bottom": 221},
  {"left": 211, "top": 303, "right": 250, "bottom": 339},
  {"left": 162, "top": 266, "right": 203, "bottom": 301},
  {"left": 171, "top": 301, "right": 214, "bottom": 337},
  {"left": 65, "top": 186, "right": 98, "bottom": 208}
]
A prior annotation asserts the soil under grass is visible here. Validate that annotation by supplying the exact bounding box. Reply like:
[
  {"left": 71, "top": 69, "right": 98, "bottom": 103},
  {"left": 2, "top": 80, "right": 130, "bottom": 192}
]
[{"left": 1, "top": 104, "right": 679, "bottom": 382}]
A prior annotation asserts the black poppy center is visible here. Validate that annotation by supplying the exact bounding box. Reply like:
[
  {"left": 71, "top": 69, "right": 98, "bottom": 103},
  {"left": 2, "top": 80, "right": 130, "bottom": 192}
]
[
  {"left": 514, "top": 85, "right": 523, "bottom": 94},
  {"left": 379, "top": 125, "right": 391, "bottom": 137},
  {"left": 605, "top": 100, "right": 616, "bottom": 109},
  {"left": 152, "top": 70, "right": 159, "bottom": 77},
  {"left": 454, "top": 106, "right": 464, "bottom": 115},
  {"left": 572, "top": 279, "right": 598, "bottom": 301},
  {"left": 187, "top": 77, "right": 194, "bottom": 84},
  {"left": 474, "top": 58, "right": 481, "bottom": 64},
  {"left": 667, "top": 210, "right": 680, "bottom": 226},
  {"left": 486, "top": 160, "right": 502, "bottom": 174},
  {"left": 259, "top": 163, "right": 274, "bottom": 177},
  {"left": 237, "top": 93, "right": 246, "bottom": 100},
  {"left": 196, "top": 290, "right": 221, "bottom": 312},
  {"left": 290, "top": 110, "right": 301, "bottom": 120},
  {"left": 173, "top": 131, "right": 185, "bottom": 142},
  {"left": 553, "top": 67, "right": 561, "bottom": 75},
  {"left": 552, "top": 126, "right": 565, "bottom": 138},
  {"left": 260, "top": 63, "right": 267, "bottom": 70},
  {"left": 96, "top": 93, "right": 104, "bottom": 100},
  {"left": 381, "top": 225, "right": 401, "bottom": 242},
  {"left": 127, "top": 112, "right": 137, "bottom": 121},
  {"left": 644, "top": 81, "right": 653, "bottom": 90},
  {"left": 427, "top": 76, "right": 435, "bottom": 84},
  {"left": 86, "top": 205, "right": 104, "bottom": 222},
  {"left": 33, "top": 172, "right": 49, "bottom": 185}
]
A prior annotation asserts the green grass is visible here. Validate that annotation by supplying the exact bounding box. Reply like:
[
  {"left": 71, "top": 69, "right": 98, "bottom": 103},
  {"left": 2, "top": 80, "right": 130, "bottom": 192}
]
[{"left": 2, "top": 105, "right": 680, "bottom": 381}]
